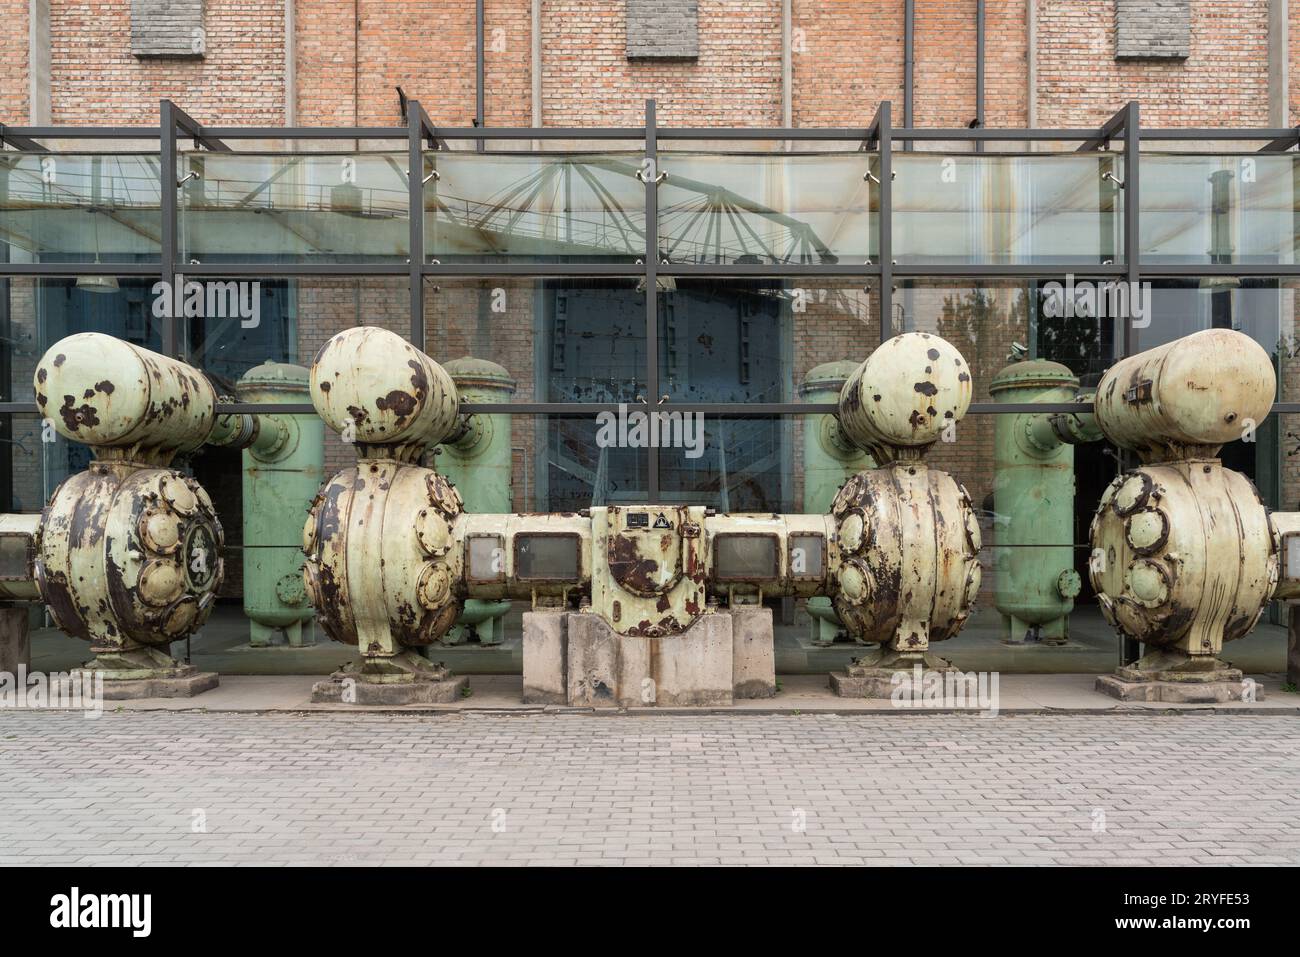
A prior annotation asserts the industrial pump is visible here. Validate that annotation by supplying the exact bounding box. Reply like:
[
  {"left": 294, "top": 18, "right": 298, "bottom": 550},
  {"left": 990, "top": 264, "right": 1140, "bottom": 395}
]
[
  {"left": 24, "top": 334, "right": 226, "bottom": 696},
  {"left": 1089, "top": 328, "right": 1289, "bottom": 702}
]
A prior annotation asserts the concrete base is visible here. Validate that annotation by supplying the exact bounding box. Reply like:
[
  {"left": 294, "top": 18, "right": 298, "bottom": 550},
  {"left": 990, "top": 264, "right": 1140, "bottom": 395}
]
[
  {"left": 522, "top": 608, "right": 776, "bottom": 708},
  {"left": 64, "top": 666, "right": 220, "bottom": 700},
  {"left": 1096, "top": 651, "right": 1260, "bottom": 703},
  {"left": 311, "top": 673, "right": 468, "bottom": 705},
  {"left": 829, "top": 649, "right": 956, "bottom": 699},
  {"left": 311, "top": 649, "right": 468, "bottom": 704}
]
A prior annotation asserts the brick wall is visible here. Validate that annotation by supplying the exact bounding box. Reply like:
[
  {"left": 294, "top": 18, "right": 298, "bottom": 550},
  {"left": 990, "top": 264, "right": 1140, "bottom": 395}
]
[{"left": 0, "top": 0, "right": 29, "bottom": 124}]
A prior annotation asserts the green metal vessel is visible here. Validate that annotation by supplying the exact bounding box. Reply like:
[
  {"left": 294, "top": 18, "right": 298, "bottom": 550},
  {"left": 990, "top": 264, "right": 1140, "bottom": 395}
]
[
  {"left": 436, "top": 356, "right": 517, "bottom": 645},
  {"left": 214, "top": 361, "right": 325, "bottom": 647},
  {"left": 798, "top": 360, "right": 873, "bottom": 645},
  {"left": 990, "top": 351, "right": 1100, "bottom": 645}
]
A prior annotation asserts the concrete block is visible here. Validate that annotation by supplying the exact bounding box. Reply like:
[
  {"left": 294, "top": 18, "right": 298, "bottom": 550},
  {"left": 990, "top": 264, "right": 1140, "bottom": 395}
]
[
  {"left": 76, "top": 668, "right": 219, "bottom": 700},
  {"left": 654, "top": 613, "right": 732, "bottom": 706},
  {"left": 521, "top": 611, "right": 567, "bottom": 705},
  {"left": 311, "top": 673, "right": 467, "bottom": 705},
  {"left": 1095, "top": 673, "right": 1260, "bottom": 703},
  {"left": 729, "top": 605, "right": 776, "bottom": 699},
  {"left": 0, "top": 607, "right": 30, "bottom": 676},
  {"left": 566, "top": 612, "right": 629, "bottom": 707}
]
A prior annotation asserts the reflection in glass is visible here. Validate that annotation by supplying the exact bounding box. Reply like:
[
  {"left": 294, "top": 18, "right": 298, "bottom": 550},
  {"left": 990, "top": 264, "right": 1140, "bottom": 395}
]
[
  {"left": 0, "top": 153, "right": 162, "bottom": 263},
  {"left": 1141, "top": 154, "right": 1299, "bottom": 265},
  {"left": 893, "top": 153, "right": 1122, "bottom": 265},
  {"left": 656, "top": 153, "right": 875, "bottom": 265},
  {"left": 179, "top": 152, "right": 411, "bottom": 263},
  {"left": 429, "top": 153, "right": 646, "bottom": 262}
]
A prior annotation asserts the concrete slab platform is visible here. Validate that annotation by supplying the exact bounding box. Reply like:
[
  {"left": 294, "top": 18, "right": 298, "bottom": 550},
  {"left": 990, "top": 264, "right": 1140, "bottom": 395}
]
[{"left": 13, "top": 671, "right": 1297, "bottom": 714}]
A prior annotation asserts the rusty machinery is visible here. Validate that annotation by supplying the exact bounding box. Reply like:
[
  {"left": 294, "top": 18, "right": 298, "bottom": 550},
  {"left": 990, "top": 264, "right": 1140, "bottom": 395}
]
[
  {"left": 825, "top": 332, "right": 982, "bottom": 696},
  {"left": 300, "top": 326, "right": 982, "bottom": 704},
  {"left": 1090, "top": 328, "right": 1300, "bottom": 702},
  {"left": 8, "top": 334, "right": 226, "bottom": 696}
]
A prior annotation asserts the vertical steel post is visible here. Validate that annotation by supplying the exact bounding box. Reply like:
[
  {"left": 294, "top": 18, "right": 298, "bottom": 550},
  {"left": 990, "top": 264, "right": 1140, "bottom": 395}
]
[
  {"left": 645, "top": 98, "right": 660, "bottom": 502},
  {"left": 903, "top": 0, "right": 913, "bottom": 152},
  {"left": 159, "top": 100, "right": 178, "bottom": 357},
  {"left": 976, "top": 0, "right": 985, "bottom": 153},
  {"left": 476, "top": 0, "right": 486, "bottom": 153},
  {"left": 1121, "top": 100, "right": 1141, "bottom": 667},
  {"left": 878, "top": 102, "right": 893, "bottom": 341},
  {"left": 408, "top": 100, "right": 426, "bottom": 347}
]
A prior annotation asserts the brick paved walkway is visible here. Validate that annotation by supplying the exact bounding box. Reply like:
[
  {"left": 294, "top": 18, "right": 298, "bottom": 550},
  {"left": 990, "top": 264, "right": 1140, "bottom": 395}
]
[{"left": 1, "top": 711, "right": 1296, "bottom": 865}]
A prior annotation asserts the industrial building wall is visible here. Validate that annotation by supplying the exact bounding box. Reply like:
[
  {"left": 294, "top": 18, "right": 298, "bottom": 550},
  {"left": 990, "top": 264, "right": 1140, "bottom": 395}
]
[{"left": 0, "top": 0, "right": 1289, "bottom": 128}]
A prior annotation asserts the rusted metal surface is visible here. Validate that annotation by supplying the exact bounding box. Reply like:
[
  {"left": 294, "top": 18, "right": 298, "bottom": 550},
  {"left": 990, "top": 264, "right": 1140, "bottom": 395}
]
[
  {"left": 25, "top": 335, "right": 225, "bottom": 658},
  {"left": 1091, "top": 463, "right": 1276, "bottom": 659},
  {"left": 829, "top": 463, "right": 980, "bottom": 651},
  {"left": 0, "top": 514, "right": 41, "bottom": 602},
  {"left": 310, "top": 326, "right": 459, "bottom": 462},
  {"left": 34, "top": 333, "right": 216, "bottom": 466},
  {"left": 825, "top": 333, "right": 981, "bottom": 653},
  {"left": 1094, "top": 328, "right": 1275, "bottom": 463},
  {"left": 1089, "top": 330, "right": 1282, "bottom": 669},
  {"left": 838, "top": 332, "right": 973, "bottom": 463},
  {"left": 35, "top": 462, "right": 223, "bottom": 649}
]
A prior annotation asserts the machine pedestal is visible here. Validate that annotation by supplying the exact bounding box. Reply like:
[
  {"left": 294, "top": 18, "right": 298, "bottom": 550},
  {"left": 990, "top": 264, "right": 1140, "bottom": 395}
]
[
  {"left": 250, "top": 620, "right": 315, "bottom": 648},
  {"left": 1095, "top": 651, "right": 1258, "bottom": 703},
  {"left": 522, "top": 607, "right": 776, "bottom": 708},
  {"left": 829, "top": 648, "right": 956, "bottom": 698},
  {"left": 76, "top": 646, "right": 218, "bottom": 699},
  {"left": 311, "top": 650, "right": 467, "bottom": 704}
]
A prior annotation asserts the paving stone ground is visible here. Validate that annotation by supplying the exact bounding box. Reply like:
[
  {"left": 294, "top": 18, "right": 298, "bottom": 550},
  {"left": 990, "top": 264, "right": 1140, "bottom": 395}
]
[{"left": 0, "top": 710, "right": 1297, "bottom": 866}]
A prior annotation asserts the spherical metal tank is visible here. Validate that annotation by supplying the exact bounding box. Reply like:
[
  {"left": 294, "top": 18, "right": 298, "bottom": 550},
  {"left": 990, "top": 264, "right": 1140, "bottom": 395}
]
[
  {"left": 310, "top": 326, "right": 459, "bottom": 452},
  {"left": 828, "top": 462, "right": 981, "bottom": 648},
  {"left": 1089, "top": 462, "right": 1277, "bottom": 657},
  {"left": 838, "top": 333, "right": 972, "bottom": 456},
  {"left": 302, "top": 463, "right": 465, "bottom": 651},
  {"left": 989, "top": 357, "right": 1084, "bottom": 643},
  {"left": 34, "top": 333, "right": 216, "bottom": 459},
  {"left": 34, "top": 462, "right": 223, "bottom": 647},
  {"left": 236, "top": 361, "right": 325, "bottom": 646},
  {"left": 1094, "top": 328, "right": 1274, "bottom": 459}
]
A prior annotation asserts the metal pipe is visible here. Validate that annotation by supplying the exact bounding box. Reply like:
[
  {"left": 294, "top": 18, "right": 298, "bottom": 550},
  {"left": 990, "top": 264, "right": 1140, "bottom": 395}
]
[
  {"left": 975, "top": 0, "right": 985, "bottom": 153},
  {"left": 903, "top": 0, "right": 913, "bottom": 151},
  {"left": 476, "top": 0, "right": 485, "bottom": 153}
]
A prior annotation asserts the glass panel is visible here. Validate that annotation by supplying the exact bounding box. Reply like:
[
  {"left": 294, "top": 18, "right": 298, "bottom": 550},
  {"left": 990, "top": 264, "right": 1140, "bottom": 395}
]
[
  {"left": 429, "top": 152, "right": 646, "bottom": 263},
  {"left": 0, "top": 275, "right": 168, "bottom": 405},
  {"left": 658, "top": 415, "right": 795, "bottom": 511},
  {"left": 892, "top": 153, "right": 1123, "bottom": 265},
  {"left": 1133, "top": 277, "right": 1288, "bottom": 367},
  {"left": 655, "top": 152, "right": 875, "bottom": 265},
  {"left": 0, "top": 153, "right": 162, "bottom": 263},
  {"left": 0, "top": 412, "right": 48, "bottom": 513},
  {"left": 659, "top": 277, "right": 880, "bottom": 403},
  {"left": 185, "top": 275, "right": 407, "bottom": 395},
  {"left": 427, "top": 277, "right": 646, "bottom": 405},
  {"left": 178, "top": 152, "right": 410, "bottom": 263},
  {"left": 898, "top": 278, "right": 1118, "bottom": 402},
  {"left": 1140, "top": 153, "right": 1299, "bottom": 265}
]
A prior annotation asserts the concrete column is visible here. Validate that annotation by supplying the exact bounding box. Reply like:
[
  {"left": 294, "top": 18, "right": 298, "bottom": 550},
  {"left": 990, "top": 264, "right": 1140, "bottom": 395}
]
[
  {"left": 284, "top": 0, "right": 296, "bottom": 126},
  {"left": 28, "top": 0, "right": 50, "bottom": 125},
  {"left": 1269, "top": 0, "right": 1289, "bottom": 127}
]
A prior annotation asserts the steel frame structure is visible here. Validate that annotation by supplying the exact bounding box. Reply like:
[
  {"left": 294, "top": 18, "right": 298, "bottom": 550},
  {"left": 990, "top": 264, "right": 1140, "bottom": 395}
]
[{"left": 2, "top": 97, "right": 1300, "bottom": 441}]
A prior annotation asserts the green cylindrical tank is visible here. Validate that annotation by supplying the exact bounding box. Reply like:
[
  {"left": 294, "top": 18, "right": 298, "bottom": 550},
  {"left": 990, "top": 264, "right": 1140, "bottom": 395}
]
[
  {"left": 436, "top": 357, "right": 517, "bottom": 646},
  {"left": 990, "top": 353, "right": 1101, "bottom": 645},
  {"left": 799, "top": 361, "right": 874, "bottom": 645},
  {"left": 213, "top": 362, "right": 325, "bottom": 647}
]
